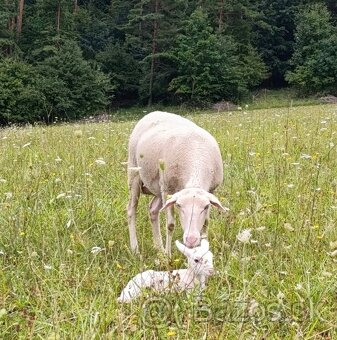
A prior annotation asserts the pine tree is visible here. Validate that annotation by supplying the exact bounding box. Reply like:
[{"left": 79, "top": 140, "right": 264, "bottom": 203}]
[
  {"left": 169, "top": 8, "right": 243, "bottom": 103},
  {"left": 36, "top": 40, "right": 110, "bottom": 122},
  {"left": 286, "top": 4, "right": 337, "bottom": 94}
]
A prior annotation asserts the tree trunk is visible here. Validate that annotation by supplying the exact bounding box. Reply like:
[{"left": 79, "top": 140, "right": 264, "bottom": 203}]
[
  {"left": 148, "top": 0, "right": 159, "bottom": 106},
  {"left": 218, "top": 0, "right": 225, "bottom": 32},
  {"left": 74, "top": 0, "right": 79, "bottom": 13},
  {"left": 17, "top": 0, "right": 25, "bottom": 36},
  {"left": 56, "top": 1, "right": 61, "bottom": 34}
]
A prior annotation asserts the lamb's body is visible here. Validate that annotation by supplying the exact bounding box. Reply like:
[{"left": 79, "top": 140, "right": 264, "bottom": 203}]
[
  {"left": 117, "top": 239, "right": 214, "bottom": 303},
  {"left": 127, "top": 111, "right": 226, "bottom": 255},
  {"left": 117, "top": 269, "right": 195, "bottom": 303}
]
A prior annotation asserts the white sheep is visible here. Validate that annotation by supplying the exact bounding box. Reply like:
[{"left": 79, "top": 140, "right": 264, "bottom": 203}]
[
  {"left": 117, "top": 239, "right": 214, "bottom": 303},
  {"left": 127, "top": 111, "right": 228, "bottom": 256}
]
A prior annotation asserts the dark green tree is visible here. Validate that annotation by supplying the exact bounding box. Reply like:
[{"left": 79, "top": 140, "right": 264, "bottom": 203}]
[
  {"left": 0, "top": 57, "right": 42, "bottom": 124},
  {"left": 36, "top": 40, "right": 110, "bottom": 122},
  {"left": 169, "top": 8, "right": 266, "bottom": 103},
  {"left": 286, "top": 4, "right": 337, "bottom": 94}
]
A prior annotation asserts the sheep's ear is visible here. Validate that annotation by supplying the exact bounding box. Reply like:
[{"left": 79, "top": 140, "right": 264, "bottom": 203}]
[
  {"left": 160, "top": 193, "right": 179, "bottom": 211},
  {"left": 200, "top": 239, "right": 209, "bottom": 251},
  {"left": 175, "top": 240, "right": 193, "bottom": 257},
  {"left": 207, "top": 193, "right": 229, "bottom": 213}
]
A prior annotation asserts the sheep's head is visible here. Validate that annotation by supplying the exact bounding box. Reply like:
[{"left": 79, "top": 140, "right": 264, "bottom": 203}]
[
  {"left": 175, "top": 239, "right": 214, "bottom": 277},
  {"left": 162, "top": 188, "right": 228, "bottom": 248}
]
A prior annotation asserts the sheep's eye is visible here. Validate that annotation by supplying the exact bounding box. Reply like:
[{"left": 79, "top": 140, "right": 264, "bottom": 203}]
[
  {"left": 194, "top": 259, "right": 200, "bottom": 263},
  {"left": 176, "top": 203, "right": 181, "bottom": 209},
  {"left": 204, "top": 204, "right": 210, "bottom": 211}
]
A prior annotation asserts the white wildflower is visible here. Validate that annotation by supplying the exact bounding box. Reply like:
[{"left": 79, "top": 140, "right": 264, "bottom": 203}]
[
  {"left": 250, "top": 239, "right": 258, "bottom": 244},
  {"left": 295, "top": 283, "right": 303, "bottom": 290},
  {"left": 22, "top": 142, "right": 31, "bottom": 148},
  {"left": 271, "top": 311, "right": 282, "bottom": 322},
  {"left": 329, "top": 241, "right": 337, "bottom": 249},
  {"left": 95, "top": 158, "right": 106, "bottom": 166},
  {"left": 56, "top": 193, "right": 66, "bottom": 199},
  {"left": 55, "top": 178, "right": 61, "bottom": 183},
  {"left": 256, "top": 226, "right": 266, "bottom": 231},
  {"left": 88, "top": 136, "right": 96, "bottom": 140},
  {"left": 287, "top": 184, "right": 294, "bottom": 189},
  {"left": 91, "top": 246, "right": 104, "bottom": 255},
  {"left": 322, "top": 271, "right": 332, "bottom": 277},
  {"left": 44, "top": 264, "right": 52, "bottom": 271},
  {"left": 328, "top": 249, "right": 337, "bottom": 257},
  {"left": 284, "top": 223, "right": 294, "bottom": 231},
  {"left": 0, "top": 250, "right": 4, "bottom": 256},
  {"left": 248, "top": 151, "right": 256, "bottom": 156},
  {"left": 4, "top": 192, "right": 12, "bottom": 200},
  {"left": 237, "top": 229, "right": 252, "bottom": 244},
  {"left": 265, "top": 243, "right": 271, "bottom": 248},
  {"left": 248, "top": 299, "right": 259, "bottom": 316},
  {"left": 277, "top": 291, "right": 285, "bottom": 301},
  {"left": 300, "top": 154, "right": 311, "bottom": 159},
  {"left": 329, "top": 142, "right": 334, "bottom": 148},
  {"left": 0, "top": 178, "right": 7, "bottom": 183},
  {"left": 66, "top": 249, "right": 73, "bottom": 255}
]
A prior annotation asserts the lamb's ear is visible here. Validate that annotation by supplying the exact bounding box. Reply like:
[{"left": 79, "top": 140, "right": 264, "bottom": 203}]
[
  {"left": 160, "top": 192, "right": 180, "bottom": 211},
  {"left": 207, "top": 193, "right": 229, "bottom": 213},
  {"left": 200, "top": 239, "right": 209, "bottom": 252},
  {"left": 175, "top": 240, "right": 193, "bottom": 257}
]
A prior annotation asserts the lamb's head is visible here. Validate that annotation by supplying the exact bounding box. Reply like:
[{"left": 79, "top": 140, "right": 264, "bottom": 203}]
[
  {"left": 175, "top": 239, "right": 214, "bottom": 277},
  {"left": 162, "top": 188, "right": 228, "bottom": 248}
]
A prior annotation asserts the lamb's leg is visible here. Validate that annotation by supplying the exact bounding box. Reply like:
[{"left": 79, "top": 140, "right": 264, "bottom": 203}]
[
  {"left": 165, "top": 206, "right": 175, "bottom": 257},
  {"left": 127, "top": 170, "right": 141, "bottom": 254},
  {"left": 149, "top": 196, "right": 164, "bottom": 251}
]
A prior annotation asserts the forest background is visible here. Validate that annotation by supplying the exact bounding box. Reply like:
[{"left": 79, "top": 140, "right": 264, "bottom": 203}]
[{"left": 1, "top": 0, "right": 337, "bottom": 124}]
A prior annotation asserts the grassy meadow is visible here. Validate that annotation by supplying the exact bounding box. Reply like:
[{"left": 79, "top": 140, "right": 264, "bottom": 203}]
[{"left": 0, "top": 105, "right": 336, "bottom": 339}]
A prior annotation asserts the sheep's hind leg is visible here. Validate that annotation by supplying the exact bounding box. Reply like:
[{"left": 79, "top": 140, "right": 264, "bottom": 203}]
[
  {"left": 149, "top": 196, "right": 164, "bottom": 251},
  {"left": 127, "top": 171, "right": 141, "bottom": 254}
]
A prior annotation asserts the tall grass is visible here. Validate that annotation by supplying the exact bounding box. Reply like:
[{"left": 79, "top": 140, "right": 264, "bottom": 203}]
[{"left": 0, "top": 105, "right": 336, "bottom": 338}]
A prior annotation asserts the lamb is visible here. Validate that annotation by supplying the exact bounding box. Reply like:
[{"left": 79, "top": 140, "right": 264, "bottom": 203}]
[
  {"left": 117, "top": 239, "right": 214, "bottom": 303},
  {"left": 127, "top": 111, "right": 228, "bottom": 256}
]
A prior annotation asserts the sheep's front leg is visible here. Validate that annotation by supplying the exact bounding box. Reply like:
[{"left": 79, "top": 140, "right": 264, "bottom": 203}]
[
  {"left": 127, "top": 171, "right": 141, "bottom": 254},
  {"left": 201, "top": 208, "right": 210, "bottom": 239},
  {"left": 165, "top": 206, "right": 175, "bottom": 257},
  {"left": 149, "top": 196, "right": 164, "bottom": 251}
]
